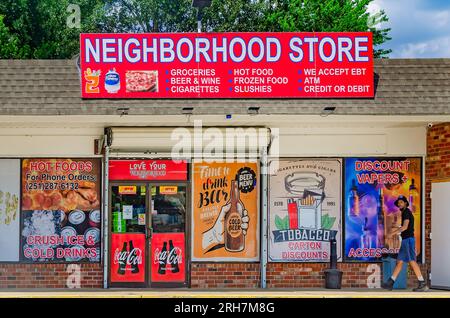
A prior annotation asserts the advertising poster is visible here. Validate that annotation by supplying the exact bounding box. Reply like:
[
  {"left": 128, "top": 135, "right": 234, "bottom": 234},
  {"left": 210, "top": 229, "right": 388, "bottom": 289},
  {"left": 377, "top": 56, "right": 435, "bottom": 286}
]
[
  {"left": 110, "top": 233, "right": 145, "bottom": 283},
  {"left": 151, "top": 233, "right": 185, "bottom": 283},
  {"left": 269, "top": 159, "right": 342, "bottom": 262},
  {"left": 192, "top": 161, "right": 259, "bottom": 261},
  {"left": 0, "top": 159, "right": 20, "bottom": 262},
  {"left": 81, "top": 32, "right": 374, "bottom": 99},
  {"left": 344, "top": 157, "right": 422, "bottom": 262},
  {"left": 20, "top": 159, "right": 101, "bottom": 263}
]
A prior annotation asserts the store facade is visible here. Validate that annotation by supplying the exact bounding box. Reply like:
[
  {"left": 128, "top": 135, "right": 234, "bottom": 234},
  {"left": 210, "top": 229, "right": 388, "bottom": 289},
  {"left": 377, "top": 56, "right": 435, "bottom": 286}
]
[{"left": 0, "top": 32, "right": 449, "bottom": 289}]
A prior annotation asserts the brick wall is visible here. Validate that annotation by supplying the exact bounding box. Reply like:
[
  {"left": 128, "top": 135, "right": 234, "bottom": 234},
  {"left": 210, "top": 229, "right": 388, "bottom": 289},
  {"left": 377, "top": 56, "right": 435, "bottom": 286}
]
[
  {"left": 267, "top": 263, "right": 378, "bottom": 288},
  {"left": 191, "top": 263, "right": 260, "bottom": 288},
  {"left": 424, "top": 123, "right": 450, "bottom": 280},
  {"left": 0, "top": 263, "right": 103, "bottom": 288}
]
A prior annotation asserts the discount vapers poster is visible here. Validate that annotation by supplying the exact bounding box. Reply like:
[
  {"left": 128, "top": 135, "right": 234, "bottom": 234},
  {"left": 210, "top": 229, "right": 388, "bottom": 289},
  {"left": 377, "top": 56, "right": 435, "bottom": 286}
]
[
  {"left": 344, "top": 157, "right": 422, "bottom": 262},
  {"left": 192, "top": 161, "right": 259, "bottom": 261},
  {"left": 269, "top": 159, "right": 342, "bottom": 262}
]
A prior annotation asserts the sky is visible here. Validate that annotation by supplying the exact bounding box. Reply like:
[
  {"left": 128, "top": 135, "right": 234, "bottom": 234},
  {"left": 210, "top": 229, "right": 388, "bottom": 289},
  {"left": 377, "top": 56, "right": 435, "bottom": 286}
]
[{"left": 369, "top": 0, "right": 450, "bottom": 58}]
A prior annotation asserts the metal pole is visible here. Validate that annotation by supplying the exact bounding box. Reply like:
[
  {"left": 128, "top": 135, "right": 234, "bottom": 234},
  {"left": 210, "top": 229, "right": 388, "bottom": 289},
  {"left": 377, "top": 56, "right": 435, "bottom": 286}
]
[
  {"left": 197, "top": 8, "right": 203, "bottom": 33},
  {"left": 103, "top": 141, "right": 110, "bottom": 289},
  {"left": 260, "top": 144, "right": 268, "bottom": 288}
]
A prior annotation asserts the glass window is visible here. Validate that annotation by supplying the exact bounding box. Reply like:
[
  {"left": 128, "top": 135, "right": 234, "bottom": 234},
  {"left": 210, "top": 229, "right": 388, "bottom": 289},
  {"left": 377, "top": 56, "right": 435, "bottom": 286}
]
[
  {"left": 111, "top": 185, "right": 147, "bottom": 234},
  {"left": 151, "top": 185, "right": 186, "bottom": 233}
]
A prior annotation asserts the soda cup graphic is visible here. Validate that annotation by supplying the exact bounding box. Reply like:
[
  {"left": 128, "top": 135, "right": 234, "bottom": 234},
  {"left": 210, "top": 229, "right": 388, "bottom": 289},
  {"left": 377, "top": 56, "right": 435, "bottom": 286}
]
[
  {"left": 68, "top": 209, "right": 87, "bottom": 233},
  {"left": 61, "top": 226, "right": 77, "bottom": 246},
  {"left": 84, "top": 227, "right": 101, "bottom": 247},
  {"left": 105, "top": 68, "right": 120, "bottom": 93},
  {"left": 89, "top": 210, "right": 101, "bottom": 227},
  {"left": 60, "top": 210, "right": 68, "bottom": 227}
]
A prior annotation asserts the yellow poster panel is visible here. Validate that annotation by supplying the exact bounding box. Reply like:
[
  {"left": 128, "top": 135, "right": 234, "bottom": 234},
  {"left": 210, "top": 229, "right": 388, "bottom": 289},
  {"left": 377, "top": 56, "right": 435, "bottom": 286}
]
[{"left": 192, "top": 161, "right": 259, "bottom": 261}]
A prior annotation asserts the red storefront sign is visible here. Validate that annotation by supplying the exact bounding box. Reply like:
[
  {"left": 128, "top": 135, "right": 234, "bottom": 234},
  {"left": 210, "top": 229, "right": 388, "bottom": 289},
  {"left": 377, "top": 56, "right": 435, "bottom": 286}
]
[
  {"left": 151, "top": 233, "right": 185, "bottom": 283},
  {"left": 109, "top": 160, "right": 188, "bottom": 181},
  {"left": 80, "top": 32, "right": 374, "bottom": 99},
  {"left": 110, "top": 233, "right": 146, "bottom": 283}
]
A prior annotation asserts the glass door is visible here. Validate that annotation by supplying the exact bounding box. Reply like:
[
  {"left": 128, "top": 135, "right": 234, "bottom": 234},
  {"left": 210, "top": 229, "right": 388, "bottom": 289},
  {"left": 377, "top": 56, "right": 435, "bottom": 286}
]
[
  {"left": 109, "top": 184, "right": 148, "bottom": 287},
  {"left": 150, "top": 184, "right": 187, "bottom": 286}
]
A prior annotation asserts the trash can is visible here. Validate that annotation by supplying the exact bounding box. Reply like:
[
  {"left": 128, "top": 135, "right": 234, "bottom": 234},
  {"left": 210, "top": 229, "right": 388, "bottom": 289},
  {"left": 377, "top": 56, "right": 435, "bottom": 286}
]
[
  {"left": 382, "top": 255, "right": 408, "bottom": 289},
  {"left": 324, "top": 269, "right": 343, "bottom": 289}
]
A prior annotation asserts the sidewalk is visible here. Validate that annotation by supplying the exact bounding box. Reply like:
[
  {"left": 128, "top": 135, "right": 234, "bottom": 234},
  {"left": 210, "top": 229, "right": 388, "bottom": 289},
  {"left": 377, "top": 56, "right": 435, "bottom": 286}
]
[{"left": 0, "top": 288, "right": 449, "bottom": 298}]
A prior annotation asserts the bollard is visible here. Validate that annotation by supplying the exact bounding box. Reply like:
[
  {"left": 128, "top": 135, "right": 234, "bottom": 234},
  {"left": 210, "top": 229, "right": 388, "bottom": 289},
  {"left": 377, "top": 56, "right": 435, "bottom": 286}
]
[
  {"left": 324, "top": 238, "right": 343, "bottom": 289},
  {"left": 330, "top": 238, "right": 337, "bottom": 270}
]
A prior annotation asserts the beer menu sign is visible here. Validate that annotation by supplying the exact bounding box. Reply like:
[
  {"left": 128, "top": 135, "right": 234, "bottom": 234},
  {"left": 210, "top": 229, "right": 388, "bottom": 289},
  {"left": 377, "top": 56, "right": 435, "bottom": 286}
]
[
  {"left": 80, "top": 32, "right": 374, "bottom": 99},
  {"left": 268, "top": 159, "right": 342, "bottom": 262},
  {"left": 192, "top": 161, "right": 259, "bottom": 261}
]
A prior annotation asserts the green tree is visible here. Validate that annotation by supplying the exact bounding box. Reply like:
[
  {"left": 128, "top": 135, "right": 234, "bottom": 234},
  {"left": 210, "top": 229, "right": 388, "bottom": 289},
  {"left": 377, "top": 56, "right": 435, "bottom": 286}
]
[
  {"left": 266, "top": 0, "right": 391, "bottom": 58},
  {"left": 0, "top": 0, "right": 391, "bottom": 59},
  {"left": 0, "top": 0, "right": 104, "bottom": 58},
  {"left": 0, "top": 15, "right": 22, "bottom": 58}
]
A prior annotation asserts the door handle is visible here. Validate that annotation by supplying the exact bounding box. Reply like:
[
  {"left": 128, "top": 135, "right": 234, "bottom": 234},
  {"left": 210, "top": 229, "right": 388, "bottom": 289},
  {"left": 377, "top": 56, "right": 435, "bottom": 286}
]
[{"left": 146, "top": 227, "right": 153, "bottom": 239}]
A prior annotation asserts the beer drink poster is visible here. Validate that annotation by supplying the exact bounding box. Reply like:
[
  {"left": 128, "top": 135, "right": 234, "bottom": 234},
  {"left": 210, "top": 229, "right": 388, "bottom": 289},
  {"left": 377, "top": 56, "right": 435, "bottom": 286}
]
[
  {"left": 111, "top": 233, "right": 146, "bottom": 283},
  {"left": 192, "top": 161, "right": 259, "bottom": 261},
  {"left": 0, "top": 159, "right": 20, "bottom": 262},
  {"left": 81, "top": 32, "right": 373, "bottom": 99},
  {"left": 268, "top": 159, "right": 342, "bottom": 262},
  {"left": 151, "top": 233, "right": 185, "bottom": 283},
  {"left": 344, "top": 157, "right": 422, "bottom": 262},
  {"left": 20, "top": 159, "right": 102, "bottom": 263}
]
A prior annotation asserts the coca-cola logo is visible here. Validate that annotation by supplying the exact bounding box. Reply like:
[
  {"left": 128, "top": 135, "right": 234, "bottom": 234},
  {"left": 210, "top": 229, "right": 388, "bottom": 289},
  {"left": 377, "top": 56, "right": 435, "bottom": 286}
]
[
  {"left": 153, "top": 247, "right": 182, "bottom": 265},
  {"left": 113, "top": 247, "right": 142, "bottom": 266}
]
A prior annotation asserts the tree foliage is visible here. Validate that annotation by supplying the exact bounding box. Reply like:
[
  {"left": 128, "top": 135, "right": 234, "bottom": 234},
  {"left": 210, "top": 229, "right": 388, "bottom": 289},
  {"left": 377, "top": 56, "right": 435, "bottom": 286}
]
[
  {"left": 265, "top": 0, "right": 391, "bottom": 58},
  {"left": 0, "top": 0, "right": 391, "bottom": 59}
]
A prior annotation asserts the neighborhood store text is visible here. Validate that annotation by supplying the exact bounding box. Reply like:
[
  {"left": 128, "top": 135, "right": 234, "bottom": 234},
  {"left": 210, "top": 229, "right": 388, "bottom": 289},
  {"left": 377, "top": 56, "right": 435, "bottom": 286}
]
[{"left": 81, "top": 32, "right": 373, "bottom": 98}]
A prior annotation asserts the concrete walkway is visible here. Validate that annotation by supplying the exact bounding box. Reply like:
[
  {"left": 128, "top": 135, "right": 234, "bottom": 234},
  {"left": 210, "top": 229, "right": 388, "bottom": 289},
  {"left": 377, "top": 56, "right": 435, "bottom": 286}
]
[{"left": 0, "top": 288, "right": 449, "bottom": 298}]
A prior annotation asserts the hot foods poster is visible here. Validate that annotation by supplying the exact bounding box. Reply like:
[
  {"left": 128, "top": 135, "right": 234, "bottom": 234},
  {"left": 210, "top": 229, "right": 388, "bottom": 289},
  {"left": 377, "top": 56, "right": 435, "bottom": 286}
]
[
  {"left": 151, "top": 233, "right": 185, "bottom": 283},
  {"left": 344, "top": 158, "right": 422, "bottom": 262},
  {"left": 20, "top": 159, "right": 101, "bottom": 263},
  {"left": 192, "top": 161, "right": 259, "bottom": 261},
  {"left": 269, "top": 159, "right": 342, "bottom": 262},
  {"left": 110, "top": 233, "right": 145, "bottom": 283}
]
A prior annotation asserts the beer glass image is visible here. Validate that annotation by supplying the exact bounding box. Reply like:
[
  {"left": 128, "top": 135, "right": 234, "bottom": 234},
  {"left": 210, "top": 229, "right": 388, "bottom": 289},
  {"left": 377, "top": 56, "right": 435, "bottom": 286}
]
[{"left": 284, "top": 172, "right": 325, "bottom": 230}]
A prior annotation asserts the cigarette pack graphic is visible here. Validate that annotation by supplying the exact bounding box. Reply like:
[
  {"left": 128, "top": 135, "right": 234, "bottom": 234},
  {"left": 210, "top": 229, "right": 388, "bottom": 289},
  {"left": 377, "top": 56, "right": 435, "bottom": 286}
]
[
  {"left": 285, "top": 172, "right": 325, "bottom": 230},
  {"left": 297, "top": 190, "right": 323, "bottom": 229}
]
